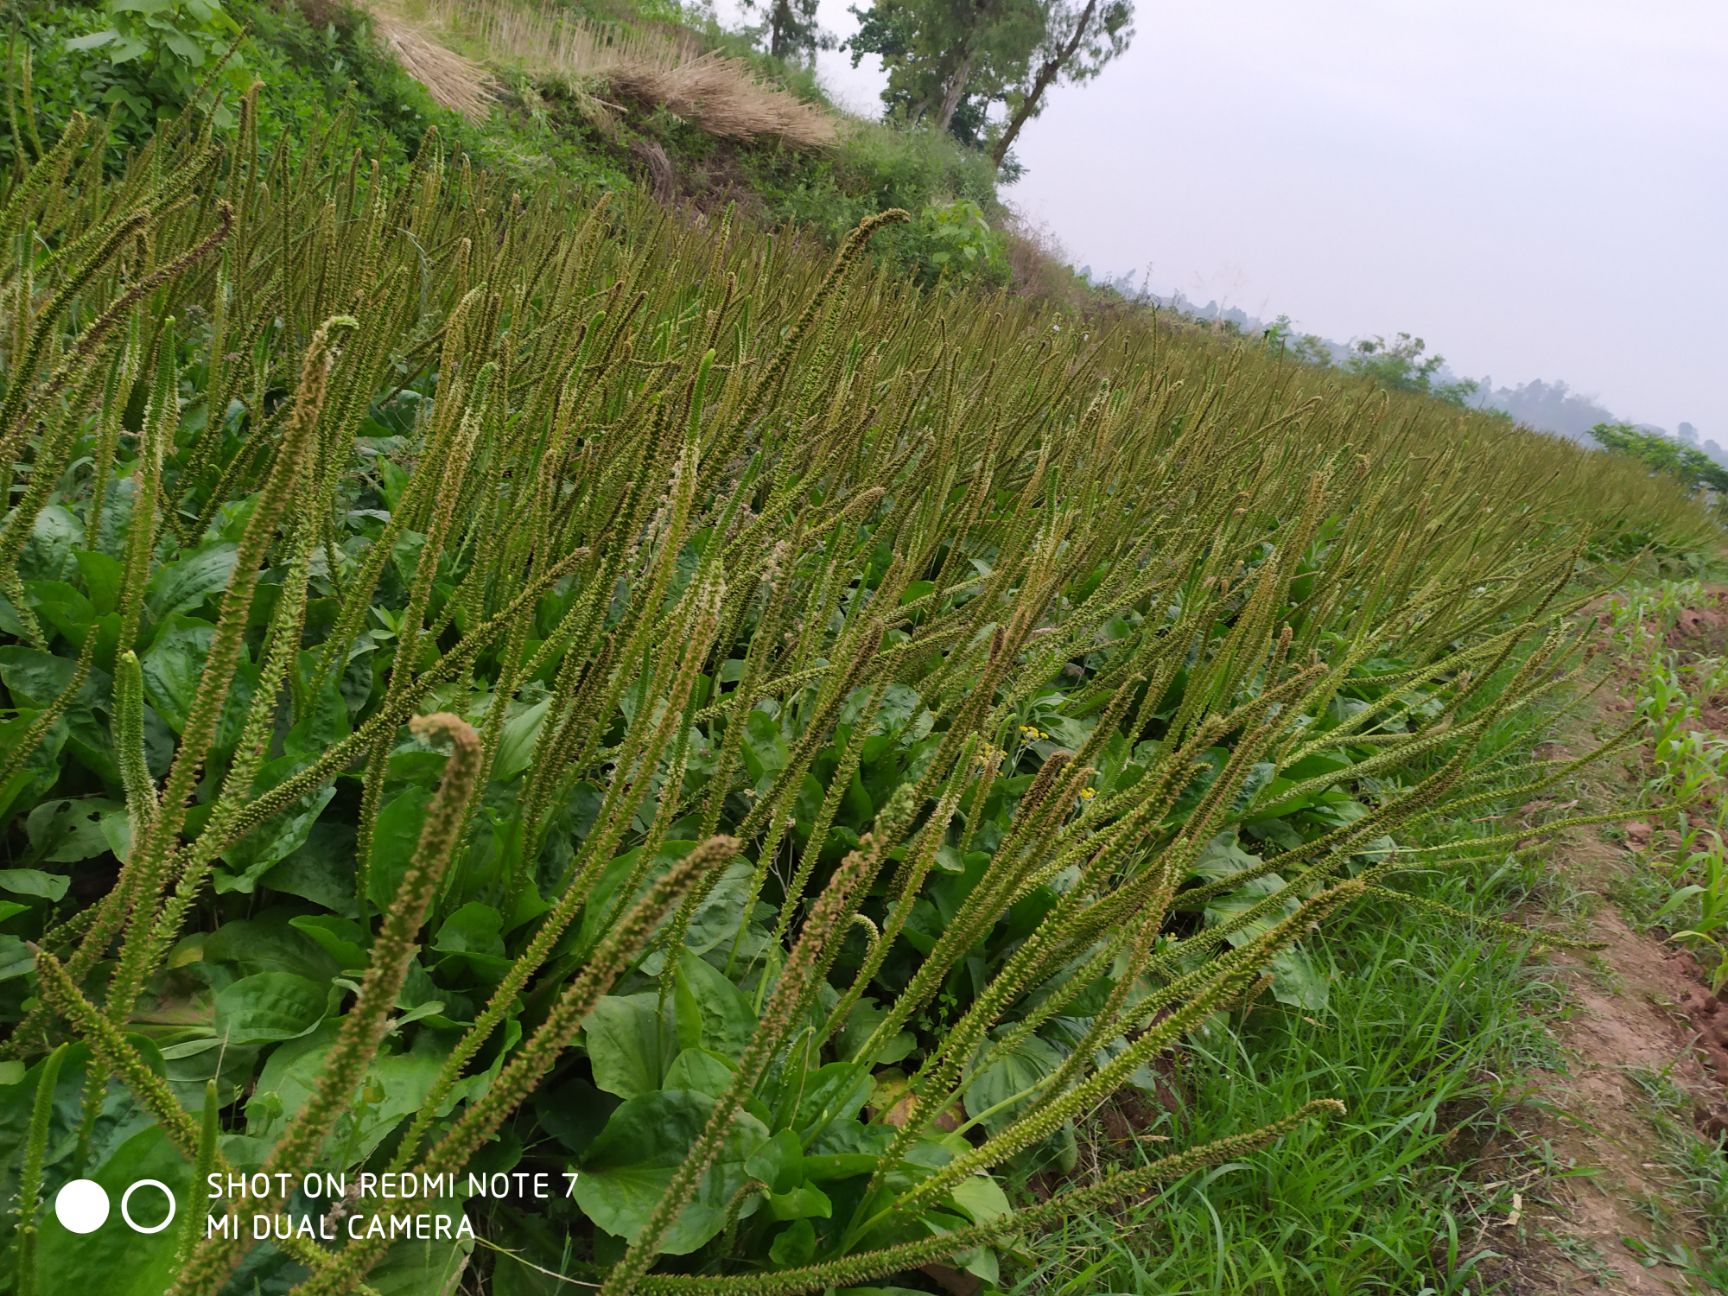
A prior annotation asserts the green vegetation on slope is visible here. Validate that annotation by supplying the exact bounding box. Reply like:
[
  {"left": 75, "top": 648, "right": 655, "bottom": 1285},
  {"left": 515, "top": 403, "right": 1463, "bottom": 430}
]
[
  {"left": 1607, "top": 582, "right": 1728, "bottom": 990},
  {"left": 1592, "top": 422, "right": 1728, "bottom": 498},
  {"left": 4, "top": 0, "right": 1040, "bottom": 293},
  {"left": 1, "top": 92, "right": 1718, "bottom": 1294}
]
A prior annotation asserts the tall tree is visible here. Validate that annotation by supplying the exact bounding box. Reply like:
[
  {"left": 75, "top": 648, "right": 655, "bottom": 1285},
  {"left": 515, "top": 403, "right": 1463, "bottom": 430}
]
[
  {"left": 989, "top": 0, "right": 1133, "bottom": 167},
  {"left": 848, "top": 0, "right": 1042, "bottom": 145},
  {"left": 745, "top": 0, "right": 828, "bottom": 63}
]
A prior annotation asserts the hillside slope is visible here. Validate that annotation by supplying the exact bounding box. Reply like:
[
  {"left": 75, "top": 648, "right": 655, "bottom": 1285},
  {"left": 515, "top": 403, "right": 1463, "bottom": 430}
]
[{"left": 1, "top": 6, "right": 1724, "bottom": 1294}]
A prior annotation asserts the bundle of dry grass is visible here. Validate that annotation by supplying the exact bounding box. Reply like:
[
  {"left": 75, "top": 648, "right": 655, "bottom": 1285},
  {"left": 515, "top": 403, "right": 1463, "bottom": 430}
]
[
  {"left": 444, "top": 1, "right": 702, "bottom": 76},
  {"left": 410, "top": 0, "right": 837, "bottom": 148},
  {"left": 369, "top": 7, "right": 499, "bottom": 119},
  {"left": 604, "top": 51, "right": 836, "bottom": 147}
]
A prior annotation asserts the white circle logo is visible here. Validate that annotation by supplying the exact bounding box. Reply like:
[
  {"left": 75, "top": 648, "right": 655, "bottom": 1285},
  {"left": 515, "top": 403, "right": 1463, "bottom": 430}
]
[
  {"left": 53, "top": 1179, "right": 110, "bottom": 1234},
  {"left": 120, "top": 1179, "right": 177, "bottom": 1234}
]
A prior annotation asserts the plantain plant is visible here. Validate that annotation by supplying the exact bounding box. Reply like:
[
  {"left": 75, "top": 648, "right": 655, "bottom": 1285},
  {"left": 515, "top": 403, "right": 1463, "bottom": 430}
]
[{"left": 0, "top": 99, "right": 1714, "bottom": 1296}]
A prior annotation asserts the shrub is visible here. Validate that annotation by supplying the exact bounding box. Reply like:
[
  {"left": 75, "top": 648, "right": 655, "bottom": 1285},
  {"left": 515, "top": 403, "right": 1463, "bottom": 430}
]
[
  {"left": 3, "top": 0, "right": 252, "bottom": 168},
  {"left": 911, "top": 196, "right": 1008, "bottom": 286}
]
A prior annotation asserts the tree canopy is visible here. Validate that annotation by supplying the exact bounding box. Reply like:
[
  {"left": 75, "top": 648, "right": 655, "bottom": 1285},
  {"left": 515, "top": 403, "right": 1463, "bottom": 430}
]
[
  {"left": 1345, "top": 333, "right": 1480, "bottom": 408},
  {"left": 846, "top": 0, "right": 1133, "bottom": 164},
  {"left": 1590, "top": 422, "right": 1728, "bottom": 493}
]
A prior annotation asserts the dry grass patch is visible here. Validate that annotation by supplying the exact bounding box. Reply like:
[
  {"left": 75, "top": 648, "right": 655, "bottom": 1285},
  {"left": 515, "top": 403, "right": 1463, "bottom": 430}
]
[
  {"left": 604, "top": 51, "right": 837, "bottom": 147},
  {"left": 368, "top": 5, "right": 499, "bottom": 119},
  {"left": 411, "top": 0, "right": 837, "bottom": 147}
]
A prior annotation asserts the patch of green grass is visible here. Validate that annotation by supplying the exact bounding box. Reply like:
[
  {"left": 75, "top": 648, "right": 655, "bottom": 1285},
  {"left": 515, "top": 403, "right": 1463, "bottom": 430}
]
[
  {"left": 1005, "top": 699, "right": 1587, "bottom": 1295},
  {"left": 1009, "top": 867, "right": 1562, "bottom": 1294},
  {"left": 1625, "top": 1066, "right": 1728, "bottom": 1292},
  {"left": 1546, "top": 1232, "right": 1614, "bottom": 1284},
  {"left": 1606, "top": 853, "right": 1678, "bottom": 932}
]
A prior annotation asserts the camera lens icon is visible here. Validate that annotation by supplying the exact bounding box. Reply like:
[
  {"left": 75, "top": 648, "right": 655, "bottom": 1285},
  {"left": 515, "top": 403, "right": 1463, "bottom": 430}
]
[{"left": 53, "top": 1179, "right": 177, "bottom": 1235}]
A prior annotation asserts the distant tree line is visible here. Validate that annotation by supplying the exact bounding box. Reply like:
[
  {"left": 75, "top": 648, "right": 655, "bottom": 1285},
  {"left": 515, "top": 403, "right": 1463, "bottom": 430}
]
[
  {"left": 1099, "top": 285, "right": 1725, "bottom": 464},
  {"left": 1589, "top": 422, "right": 1728, "bottom": 494}
]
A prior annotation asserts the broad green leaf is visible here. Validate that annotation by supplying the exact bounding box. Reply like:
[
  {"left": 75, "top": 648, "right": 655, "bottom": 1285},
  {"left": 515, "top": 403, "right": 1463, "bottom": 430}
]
[
  {"left": 24, "top": 797, "right": 125, "bottom": 864},
  {"left": 662, "top": 1048, "right": 735, "bottom": 1098},
  {"left": 18, "top": 505, "right": 80, "bottom": 583},
  {"left": 574, "top": 1089, "right": 769, "bottom": 1254},
  {"left": 213, "top": 971, "right": 330, "bottom": 1045},
  {"left": 793, "top": 1060, "right": 874, "bottom": 1138},
  {"left": 961, "top": 1033, "right": 1065, "bottom": 1134},
  {"left": 0, "top": 646, "right": 100, "bottom": 710},
  {"left": 139, "top": 614, "right": 216, "bottom": 732},
  {"left": 0, "top": 711, "right": 66, "bottom": 826},
  {"left": 140, "top": 614, "right": 255, "bottom": 748},
  {"left": 367, "top": 1201, "right": 473, "bottom": 1296},
  {"left": 0, "top": 869, "right": 70, "bottom": 902},
  {"left": 494, "top": 697, "right": 551, "bottom": 781},
  {"left": 949, "top": 1174, "right": 1013, "bottom": 1225},
  {"left": 766, "top": 1182, "right": 832, "bottom": 1221},
  {"left": 0, "top": 936, "right": 33, "bottom": 981},
  {"left": 768, "top": 1217, "right": 816, "bottom": 1266},
  {"left": 744, "top": 1128, "right": 803, "bottom": 1194},
  {"left": 74, "top": 549, "right": 122, "bottom": 615},
  {"left": 247, "top": 1032, "right": 465, "bottom": 1165},
  {"left": 1204, "top": 872, "right": 1331, "bottom": 1011},
  {"left": 145, "top": 542, "right": 238, "bottom": 620},
  {"left": 289, "top": 915, "right": 370, "bottom": 972},
  {"left": 433, "top": 902, "right": 510, "bottom": 980},
  {"left": 63, "top": 29, "right": 119, "bottom": 51},
  {"left": 0, "top": 646, "right": 118, "bottom": 786},
  {"left": 365, "top": 784, "right": 433, "bottom": 911},
  {"left": 23, "top": 580, "right": 95, "bottom": 645},
  {"left": 31, "top": 1125, "right": 192, "bottom": 1295},
  {"left": 202, "top": 912, "right": 338, "bottom": 981},
  {"left": 673, "top": 950, "right": 755, "bottom": 1060},
  {"left": 582, "top": 993, "right": 675, "bottom": 1100},
  {"left": 679, "top": 860, "right": 768, "bottom": 962},
  {"left": 216, "top": 769, "right": 335, "bottom": 895},
  {"left": 265, "top": 820, "right": 361, "bottom": 917}
]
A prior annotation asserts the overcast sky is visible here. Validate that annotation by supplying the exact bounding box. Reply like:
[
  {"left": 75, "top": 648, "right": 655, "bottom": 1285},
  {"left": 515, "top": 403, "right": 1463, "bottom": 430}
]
[{"left": 742, "top": 0, "right": 1727, "bottom": 438}]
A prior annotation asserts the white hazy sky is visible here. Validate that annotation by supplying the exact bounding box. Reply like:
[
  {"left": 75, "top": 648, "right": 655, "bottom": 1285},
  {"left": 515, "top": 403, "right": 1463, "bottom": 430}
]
[{"left": 725, "top": 0, "right": 1728, "bottom": 438}]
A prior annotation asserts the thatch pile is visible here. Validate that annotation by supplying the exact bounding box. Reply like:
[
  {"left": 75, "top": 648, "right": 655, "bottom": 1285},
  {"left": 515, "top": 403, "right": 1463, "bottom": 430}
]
[
  {"left": 369, "top": 7, "right": 498, "bottom": 120},
  {"left": 404, "top": 0, "right": 838, "bottom": 148}
]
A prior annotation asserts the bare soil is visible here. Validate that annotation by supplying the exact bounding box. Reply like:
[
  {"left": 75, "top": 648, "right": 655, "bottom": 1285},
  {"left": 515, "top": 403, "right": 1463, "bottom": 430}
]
[{"left": 1491, "top": 591, "right": 1728, "bottom": 1294}]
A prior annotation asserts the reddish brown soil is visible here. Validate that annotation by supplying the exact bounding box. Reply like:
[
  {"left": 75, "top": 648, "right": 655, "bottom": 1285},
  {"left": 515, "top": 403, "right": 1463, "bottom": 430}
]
[{"left": 1491, "top": 588, "right": 1728, "bottom": 1294}]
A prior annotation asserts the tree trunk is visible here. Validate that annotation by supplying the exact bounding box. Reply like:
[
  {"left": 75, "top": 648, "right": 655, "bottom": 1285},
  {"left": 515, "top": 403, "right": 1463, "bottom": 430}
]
[
  {"left": 933, "top": 47, "right": 975, "bottom": 133},
  {"left": 991, "top": 0, "right": 1097, "bottom": 166}
]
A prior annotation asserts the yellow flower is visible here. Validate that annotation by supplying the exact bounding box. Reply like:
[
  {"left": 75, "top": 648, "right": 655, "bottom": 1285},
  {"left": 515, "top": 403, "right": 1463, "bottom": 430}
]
[{"left": 1078, "top": 787, "right": 1096, "bottom": 800}]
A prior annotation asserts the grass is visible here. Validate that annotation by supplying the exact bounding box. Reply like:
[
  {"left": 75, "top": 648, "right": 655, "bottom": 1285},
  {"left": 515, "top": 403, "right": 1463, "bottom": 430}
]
[
  {"left": 1625, "top": 1065, "right": 1728, "bottom": 1290},
  {"left": 1602, "top": 582, "right": 1728, "bottom": 986},
  {"left": 1004, "top": 680, "right": 1582, "bottom": 1294}
]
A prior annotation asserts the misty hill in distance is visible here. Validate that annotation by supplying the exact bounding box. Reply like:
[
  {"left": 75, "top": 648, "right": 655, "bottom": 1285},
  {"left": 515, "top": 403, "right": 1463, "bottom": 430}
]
[{"left": 1081, "top": 269, "right": 1727, "bottom": 472}]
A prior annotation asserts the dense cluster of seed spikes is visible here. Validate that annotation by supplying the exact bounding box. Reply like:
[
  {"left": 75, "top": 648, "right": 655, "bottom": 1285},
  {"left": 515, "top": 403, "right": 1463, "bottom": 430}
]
[{"left": 0, "top": 99, "right": 1712, "bottom": 1296}]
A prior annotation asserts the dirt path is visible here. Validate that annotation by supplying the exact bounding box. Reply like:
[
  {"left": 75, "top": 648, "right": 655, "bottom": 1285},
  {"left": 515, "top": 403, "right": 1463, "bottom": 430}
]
[
  {"left": 1510, "top": 839, "right": 1727, "bottom": 1293},
  {"left": 1493, "top": 595, "right": 1728, "bottom": 1294}
]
